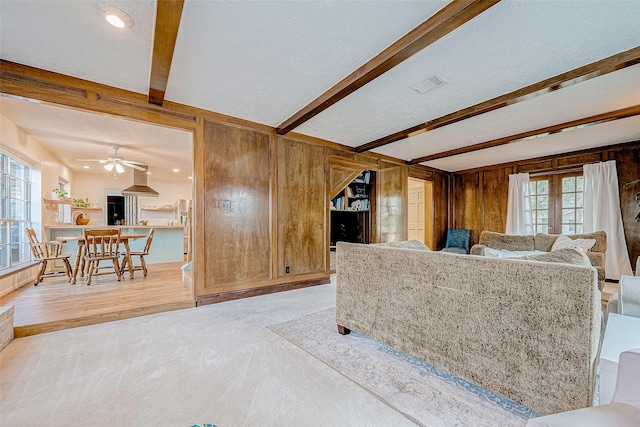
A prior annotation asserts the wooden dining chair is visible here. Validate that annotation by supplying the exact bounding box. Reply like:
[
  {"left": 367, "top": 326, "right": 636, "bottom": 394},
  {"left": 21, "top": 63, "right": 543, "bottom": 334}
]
[
  {"left": 121, "top": 227, "right": 155, "bottom": 277},
  {"left": 82, "top": 228, "right": 122, "bottom": 285},
  {"left": 25, "top": 228, "right": 72, "bottom": 285}
]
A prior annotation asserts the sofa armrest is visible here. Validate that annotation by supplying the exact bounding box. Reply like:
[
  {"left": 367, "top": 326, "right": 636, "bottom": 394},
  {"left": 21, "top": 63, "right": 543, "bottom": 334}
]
[
  {"left": 470, "top": 244, "right": 486, "bottom": 256},
  {"left": 587, "top": 252, "right": 606, "bottom": 281}
]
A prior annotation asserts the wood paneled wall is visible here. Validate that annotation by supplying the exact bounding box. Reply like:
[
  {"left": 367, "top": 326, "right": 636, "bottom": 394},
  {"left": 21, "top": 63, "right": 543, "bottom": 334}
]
[
  {"left": 452, "top": 142, "right": 640, "bottom": 265},
  {"left": 202, "top": 121, "right": 272, "bottom": 290},
  {"left": 0, "top": 60, "right": 448, "bottom": 302},
  {"left": 276, "top": 137, "right": 327, "bottom": 277},
  {"left": 377, "top": 161, "right": 408, "bottom": 243}
]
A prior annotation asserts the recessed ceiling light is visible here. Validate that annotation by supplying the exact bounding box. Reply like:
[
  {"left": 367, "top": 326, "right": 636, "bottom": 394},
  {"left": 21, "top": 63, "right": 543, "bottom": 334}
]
[
  {"left": 173, "top": 169, "right": 180, "bottom": 173},
  {"left": 103, "top": 6, "right": 133, "bottom": 29},
  {"left": 188, "top": 176, "right": 193, "bottom": 180},
  {"left": 83, "top": 165, "right": 90, "bottom": 169}
]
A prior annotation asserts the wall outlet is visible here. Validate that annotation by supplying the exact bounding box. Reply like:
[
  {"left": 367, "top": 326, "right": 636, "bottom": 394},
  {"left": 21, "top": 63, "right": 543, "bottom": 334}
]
[
  {"left": 221, "top": 200, "right": 231, "bottom": 210},
  {"left": 285, "top": 265, "right": 290, "bottom": 274}
]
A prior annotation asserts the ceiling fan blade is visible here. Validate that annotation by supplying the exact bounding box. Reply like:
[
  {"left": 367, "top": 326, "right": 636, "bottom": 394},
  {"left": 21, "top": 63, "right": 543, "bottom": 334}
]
[
  {"left": 123, "top": 163, "right": 147, "bottom": 171},
  {"left": 121, "top": 160, "right": 146, "bottom": 166},
  {"left": 76, "top": 159, "right": 106, "bottom": 162}
]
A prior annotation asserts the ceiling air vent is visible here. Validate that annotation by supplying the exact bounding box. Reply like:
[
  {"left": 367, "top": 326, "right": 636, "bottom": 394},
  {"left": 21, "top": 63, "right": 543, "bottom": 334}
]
[{"left": 409, "top": 75, "right": 447, "bottom": 94}]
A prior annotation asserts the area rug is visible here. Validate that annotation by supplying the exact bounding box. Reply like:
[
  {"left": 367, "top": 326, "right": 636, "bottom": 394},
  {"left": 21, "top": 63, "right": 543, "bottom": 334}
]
[{"left": 269, "top": 308, "right": 537, "bottom": 427}]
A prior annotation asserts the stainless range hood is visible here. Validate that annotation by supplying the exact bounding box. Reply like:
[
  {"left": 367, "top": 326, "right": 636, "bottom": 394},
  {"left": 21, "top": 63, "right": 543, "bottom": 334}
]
[{"left": 122, "top": 167, "right": 159, "bottom": 197}]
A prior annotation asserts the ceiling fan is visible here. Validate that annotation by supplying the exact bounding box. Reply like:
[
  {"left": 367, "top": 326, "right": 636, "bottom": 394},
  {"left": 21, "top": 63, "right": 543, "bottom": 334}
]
[{"left": 78, "top": 144, "right": 146, "bottom": 173}]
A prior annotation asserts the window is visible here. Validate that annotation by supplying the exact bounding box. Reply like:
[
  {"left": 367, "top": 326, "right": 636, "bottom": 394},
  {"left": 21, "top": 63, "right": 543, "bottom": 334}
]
[
  {"left": 529, "top": 179, "right": 549, "bottom": 233},
  {"left": 0, "top": 153, "right": 32, "bottom": 271},
  {"left": 529, "top": 172, "right": 584, "bottom": 235},
  {"left": 560, "top": 175, "right": 584, "bottom": 234}
]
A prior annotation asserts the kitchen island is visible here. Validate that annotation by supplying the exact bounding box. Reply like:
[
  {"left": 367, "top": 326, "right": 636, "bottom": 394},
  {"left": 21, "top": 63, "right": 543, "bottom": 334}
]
[{"left": 45, "top": 225, "right": 185, "bottom": 266}]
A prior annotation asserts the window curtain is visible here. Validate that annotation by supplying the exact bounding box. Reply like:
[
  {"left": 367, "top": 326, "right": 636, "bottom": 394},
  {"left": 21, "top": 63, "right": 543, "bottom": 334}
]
[
  {"left": 506, "top": 172, "right": 533, "bottom": 235},
  {"left": 583, "top": 160, "right": 632, "bottom": 280}
]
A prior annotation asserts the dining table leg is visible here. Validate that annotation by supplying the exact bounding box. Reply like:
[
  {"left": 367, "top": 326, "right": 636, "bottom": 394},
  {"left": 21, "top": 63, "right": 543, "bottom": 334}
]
[
  {"left": 122, "top": 239, "right": 135, "bottom": 279},
  {"left": 71, "top": 240, "right": 84, "bottom": 284}
]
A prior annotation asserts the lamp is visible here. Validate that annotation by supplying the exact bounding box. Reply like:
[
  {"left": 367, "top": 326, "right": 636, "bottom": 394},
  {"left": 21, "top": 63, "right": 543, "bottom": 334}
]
[{"left": 104, "top": 162, "right": 125, "bottom": 173}]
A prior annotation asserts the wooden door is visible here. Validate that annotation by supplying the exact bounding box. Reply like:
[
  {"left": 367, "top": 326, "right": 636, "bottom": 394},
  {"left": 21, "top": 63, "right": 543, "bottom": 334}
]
[{"left": 407, "top": 177, "right": 434, "bottom": 248}]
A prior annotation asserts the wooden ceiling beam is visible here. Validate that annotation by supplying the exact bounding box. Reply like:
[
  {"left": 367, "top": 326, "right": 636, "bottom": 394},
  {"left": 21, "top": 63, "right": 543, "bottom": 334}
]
[
  {"left": 357, "top": 45, "right": 640, "bottom": 153},
  {"left": 409, "top": 105, "right": 640, "bottom": 164},
  {"left": 148, "top": 0, "right": 185, "bottom": 106},
  {"left": 275, "top": 0, "right": 501, "bottom": 135}
]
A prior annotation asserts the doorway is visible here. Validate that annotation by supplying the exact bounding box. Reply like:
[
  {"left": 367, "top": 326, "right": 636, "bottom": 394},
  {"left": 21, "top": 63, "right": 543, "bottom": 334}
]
[{"left": 408, "top": 177, "right": 434, "bottom": 249}]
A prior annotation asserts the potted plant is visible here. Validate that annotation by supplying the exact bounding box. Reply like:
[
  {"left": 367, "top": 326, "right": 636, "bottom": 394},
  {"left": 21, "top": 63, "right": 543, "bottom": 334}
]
[
  {"left": 73, "top": 198, "right": 91, "bottom": 208},
  {"left": 51, "top": 188, "right": 69, "bottom": 201}
]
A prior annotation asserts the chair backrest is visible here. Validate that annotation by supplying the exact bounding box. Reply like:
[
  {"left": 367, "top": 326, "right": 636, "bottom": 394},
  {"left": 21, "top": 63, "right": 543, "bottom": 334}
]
[
  {"left": 142, "top": 227, "right": 155, "bottom": 254},
  {"left": 84, "top": 228, "right": 121, "bottom": 258},
  {"left": 446, "top": 229, "right": 470, "bottom": 251},
  {"left": 612, "top": 348, "right": 640, "bottom": 409},
  {"left": 25, "top": 227, "right": 50, "bottom": 259}
]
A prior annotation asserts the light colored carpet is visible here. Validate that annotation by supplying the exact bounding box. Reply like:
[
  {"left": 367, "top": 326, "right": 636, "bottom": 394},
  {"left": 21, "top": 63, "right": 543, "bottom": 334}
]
[
  {"left": 270, "top": 308, "right": 534, "bottom": 427},
  {"left": 0, "top": 282, "right": 418, "bottom": 426}
]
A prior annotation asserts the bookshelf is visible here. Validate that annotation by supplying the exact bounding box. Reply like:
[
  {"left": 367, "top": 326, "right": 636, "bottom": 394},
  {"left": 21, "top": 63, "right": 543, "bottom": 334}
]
[{"left": 330, "top": 170, "right": 373, "bottom": 246}]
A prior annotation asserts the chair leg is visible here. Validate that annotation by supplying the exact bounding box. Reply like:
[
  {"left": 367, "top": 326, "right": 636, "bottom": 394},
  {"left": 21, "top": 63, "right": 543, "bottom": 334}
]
[
  {"left": 38, "top": 260, "right": 48, "bottom": 284},
  {"left": 120, "top": 255, "right": 128, "bottom": 276},
  {"left": 86, "top": 260, "right": 95, "bottom": 285},
  {"left": 140, "top": 255, "right": 148, "bottom": 276},
  {"left": 34, "top": 261, "right": 45, "bottom": 285},
  {"left": 63, "top": 258, "right": 72, "bottom": 282},
  {"left": 113, "top": 258, "right": 122, "bottom": 281}
]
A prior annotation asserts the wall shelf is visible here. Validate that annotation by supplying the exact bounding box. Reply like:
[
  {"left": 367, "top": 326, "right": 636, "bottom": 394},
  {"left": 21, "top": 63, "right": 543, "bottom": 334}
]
[
  {"left": 43, "top": 198, "right": 72, "bottom": 208},
  {"left": 141, "top": 206, "right": 175, "bottom": 212},
  {"left": 44, "top": 199, "right": 102, "bottom": 210}
]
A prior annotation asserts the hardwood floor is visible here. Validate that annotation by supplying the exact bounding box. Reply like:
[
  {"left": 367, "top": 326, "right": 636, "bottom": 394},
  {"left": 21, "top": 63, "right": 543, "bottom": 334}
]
[{"left": 0, "top": 262, "right": 194, "bottom": 337}]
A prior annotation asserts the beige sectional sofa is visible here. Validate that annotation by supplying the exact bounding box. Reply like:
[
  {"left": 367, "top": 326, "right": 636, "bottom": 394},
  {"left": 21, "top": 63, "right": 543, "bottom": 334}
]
[
  {"left": 336, "top": 242, "right": 602, "bottom": 416},
  {"left": 470, "top": 230, "right": 607, "bottom": 282}
]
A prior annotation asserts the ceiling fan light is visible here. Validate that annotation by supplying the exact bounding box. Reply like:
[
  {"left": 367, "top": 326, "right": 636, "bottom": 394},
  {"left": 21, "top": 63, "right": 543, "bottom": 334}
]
[
  {"left": 115, "top": 163, "right": 125, "bottom": 174},
  {"left": 105, "top": 163, "right": 114, "bottom": 172}
]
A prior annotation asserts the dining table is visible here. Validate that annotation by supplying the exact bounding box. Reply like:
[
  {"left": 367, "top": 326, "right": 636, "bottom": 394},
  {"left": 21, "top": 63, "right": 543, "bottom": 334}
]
[{"left": 57, "top": 233, "right": 147, "bottom": 284}]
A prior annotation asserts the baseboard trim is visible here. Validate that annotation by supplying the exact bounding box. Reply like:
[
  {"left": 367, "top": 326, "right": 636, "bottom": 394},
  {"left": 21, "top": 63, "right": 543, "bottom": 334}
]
[
  {"left": 14, "top": 300, "right": 195, "bottom": 338},
  {"left": 196, "top": 275, "right": 330, "bottom": 306}
]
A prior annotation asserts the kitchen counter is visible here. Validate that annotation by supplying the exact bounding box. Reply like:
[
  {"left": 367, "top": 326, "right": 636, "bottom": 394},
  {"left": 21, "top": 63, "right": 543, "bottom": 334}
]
[{"left": 45, "top": 225, "right": 185, "bottom": 265}]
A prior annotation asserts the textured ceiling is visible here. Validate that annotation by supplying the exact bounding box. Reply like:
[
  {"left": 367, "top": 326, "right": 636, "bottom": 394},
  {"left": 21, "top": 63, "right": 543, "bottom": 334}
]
[
  {"left": 295, "top": 0, "right": 640, "bottom": 145},
  {"left": 0, "top": 0, "right": 156, "bottom": 94},
  {"left": 166, "top": 0, "right": 448, "bottom": 126},
  {"left": 1, "top": 0, "right": 639, "bottom": 173}
]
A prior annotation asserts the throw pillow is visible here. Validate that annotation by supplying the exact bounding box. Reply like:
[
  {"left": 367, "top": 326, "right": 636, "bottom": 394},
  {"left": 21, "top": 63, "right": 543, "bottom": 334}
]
[
  {"left": 484, "top": 248, "right": 542, "bottom": 258},
  {"left": 551, "top": 235, "right": 596, "bottom": 252},
  {"left": 521, "top": 247, "right": 592, "bottom": 267},
  {"left": 377, "top": 240, "right": 431, "bottom": 251}
]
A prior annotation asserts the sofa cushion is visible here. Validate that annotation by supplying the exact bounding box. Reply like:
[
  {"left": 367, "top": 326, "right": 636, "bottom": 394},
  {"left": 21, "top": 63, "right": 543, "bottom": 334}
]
[
  {"left": 377, "top": 240, "right": 431, "bottom": 251},
  {"left": 521, "top": 248, "right": 592, "bottom": 268},
  {"left": 484, "top": 248, "right": 542, "bottom": 258},
  {"left": 479, "top": 230, "right": 535, "bottom": 251},
  {"left": 551, "top": 235, "right": 596, "bottom": 252},
  {"left": 534, "top": 231, "right": 607, "bottom": 253}
]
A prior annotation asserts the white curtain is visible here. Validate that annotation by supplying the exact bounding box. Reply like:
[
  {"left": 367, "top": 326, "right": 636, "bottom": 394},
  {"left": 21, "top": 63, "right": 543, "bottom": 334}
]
[
  {"left": 506, "top": 172, "right": 533, "bottom": 235},
  {"left": 583, "top": 160, "right": 633, "bottom": 280}
]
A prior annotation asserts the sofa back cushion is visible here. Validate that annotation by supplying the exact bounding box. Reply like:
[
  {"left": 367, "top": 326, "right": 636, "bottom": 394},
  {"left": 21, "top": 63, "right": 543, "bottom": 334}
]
[
  {"left": 479, "top": 230, "right": 535, "bottom": 251},
  {"left": 534, "top": 231, "right": 607, "bottom": 253},
  {"left": 521, "top": 248, "right": 593, "bottom": 268},
  {"left": 377, "top": 240, "right": 431, "bottom": 251}
]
